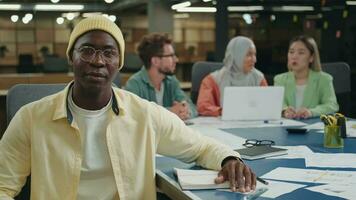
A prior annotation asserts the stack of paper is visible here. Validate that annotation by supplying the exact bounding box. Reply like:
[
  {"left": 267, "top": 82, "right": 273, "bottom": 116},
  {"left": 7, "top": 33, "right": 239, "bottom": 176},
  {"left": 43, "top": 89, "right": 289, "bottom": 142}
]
[{"left": 174, "top": 168, "right": 229, "bottom": 190}]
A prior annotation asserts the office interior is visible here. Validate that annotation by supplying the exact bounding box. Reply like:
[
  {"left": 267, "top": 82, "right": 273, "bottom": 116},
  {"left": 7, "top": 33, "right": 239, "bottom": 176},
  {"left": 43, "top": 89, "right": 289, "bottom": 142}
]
[{"left": 0, "top": 0, "right": 355, "bottom": 135}]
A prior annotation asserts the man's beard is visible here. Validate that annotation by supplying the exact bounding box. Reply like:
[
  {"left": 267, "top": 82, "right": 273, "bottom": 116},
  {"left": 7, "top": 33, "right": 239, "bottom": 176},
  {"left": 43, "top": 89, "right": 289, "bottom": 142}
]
[{"left": 158, "top": 68, "right": 175, "bottom": 76}]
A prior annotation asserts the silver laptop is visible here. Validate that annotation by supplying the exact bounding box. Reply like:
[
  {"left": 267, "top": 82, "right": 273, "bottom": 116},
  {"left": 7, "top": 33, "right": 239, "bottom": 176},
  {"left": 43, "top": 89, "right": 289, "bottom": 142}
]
[{"left": 221, "top": 86, "right": 284, "bottom": 121}]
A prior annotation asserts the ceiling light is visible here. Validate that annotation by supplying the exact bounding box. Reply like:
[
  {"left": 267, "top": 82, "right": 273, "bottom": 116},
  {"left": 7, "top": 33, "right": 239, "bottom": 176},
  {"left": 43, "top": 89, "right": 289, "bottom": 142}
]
[
  {"left": 176, "top": 7, "right": 216, "bottom": 13},
  {"left": 24, "top": 13, "right": 33, "bottom": 21},
  {"left": 35, "top": 4, "right": 84, "bottom": 11},
  {"left": 104, "top": 0, "right": 115, "bottom": 3},
  {"left": 0, "top": 4, "right": 21, "bottom": 10},
  {"left": 243, "top": 14, "right": 253, "bottom": 24},
  {"left": 11, "top": 15, "right": 19, "bottom": 22},
  {"left": 171, "top": 1, "right": 191, "bottom": 10},
  {"left": 62, "top": 12, "right": 79, "bottom": 20},
  {"left": 66, "top": 13, "right": 75, "bottom": 20},
  {"left": 203, "top": 0, "right": 212, "bottom": 2},
  {"left": 273, "top": 6, "right": 314, "bottom": 12},
  {"left": 56, "top": 17, "right": 64, "bottom": 24},
  {"left": 22, "top": 17, "right": 30, "bottom": 24},
  {"left": 228, "top": 6, "right": 264, "bottom": 12},
  {"left": 51, "top": 0, "right": 60, "bottom": 3},
  {"left": 346, "top": 1, "right": 356, "bottom": 5}
]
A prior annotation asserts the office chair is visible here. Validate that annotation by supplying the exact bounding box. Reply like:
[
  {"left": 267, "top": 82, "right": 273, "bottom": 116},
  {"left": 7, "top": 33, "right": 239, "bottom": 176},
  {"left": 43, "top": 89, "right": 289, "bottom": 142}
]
[
  {"left": 17, "top": 54, "right": 38, "bottom": 73},
  {"left": 191, "top": 61, "right": 223, "bottom": 104},
  {"left": 321, "top": 62, "right": 351, "bottom": 116},
  {"left": 112, "top": 71, "right": 121, "bottom": 88},
  {"left": 6, "top": 84, "right": 66, "bottom": 200},
  {"left": 121, "top": 52, "right": 143, "bottom": 73},
  {"left": 42, "top": 56, "right": 70, "bottom": 73}
]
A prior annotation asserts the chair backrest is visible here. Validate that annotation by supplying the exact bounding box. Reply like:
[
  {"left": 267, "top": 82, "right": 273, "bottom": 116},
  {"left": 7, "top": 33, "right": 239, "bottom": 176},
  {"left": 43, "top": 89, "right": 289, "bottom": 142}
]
[
  {"left": 43, "top": 56, "right": 70, "bottom": 73},
  {"left": 112, "top": 71, "right": 121, "bottom": 88},
  {"left": 6, "top": 84, "right": 66, "bottom": 125},
  {"left": 191, "top": 61, "right": 223, "bottom": 104},
  {"left": 17, "top": 54, "right": 37, "bottom": 73},
  {"left": 122, "top": 52, "right": 143, "bottom": 73},
  {"left": 6, "top": 84, "right": 66, "bottom": 200},
  {"left": 321, "top": 62, "right": 351, "bottom": 116}
]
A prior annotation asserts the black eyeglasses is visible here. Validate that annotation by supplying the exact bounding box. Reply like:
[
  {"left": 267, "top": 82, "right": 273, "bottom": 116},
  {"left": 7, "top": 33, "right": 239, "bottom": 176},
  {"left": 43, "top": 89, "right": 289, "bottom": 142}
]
[
  {"left": 243, "top": 139, "right": 275, "bottom": 147},
  {"left": 74, "top": 46, "right": 119, "bottom": 64}
]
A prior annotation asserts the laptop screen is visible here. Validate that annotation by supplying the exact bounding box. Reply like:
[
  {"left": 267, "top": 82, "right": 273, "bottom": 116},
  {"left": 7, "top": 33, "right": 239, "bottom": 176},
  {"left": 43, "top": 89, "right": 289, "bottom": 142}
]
[{"left": 221, "top": 86, "right": 284, "bottom": 121}]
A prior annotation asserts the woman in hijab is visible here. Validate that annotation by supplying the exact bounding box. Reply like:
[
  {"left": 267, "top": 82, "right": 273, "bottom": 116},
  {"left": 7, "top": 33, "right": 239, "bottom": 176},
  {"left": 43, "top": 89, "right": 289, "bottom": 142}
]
[{"left": 197, "top": 36, "right": 268, "bottom": 116}]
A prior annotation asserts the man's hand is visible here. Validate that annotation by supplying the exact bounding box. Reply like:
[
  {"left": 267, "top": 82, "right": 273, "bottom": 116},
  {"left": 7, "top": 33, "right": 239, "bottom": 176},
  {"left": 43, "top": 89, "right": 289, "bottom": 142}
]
[
  {"left": 214, "top": 159, "right": 256, "bottom": 193},
  {"left": 283, "top": 106, "right": 297, "bottom": 119},
  {"left": 295, "top": 107, "right": 312, "bottom": 119},
  {"left": 170, "top": 101, "right": 190, "bottom": 120}
]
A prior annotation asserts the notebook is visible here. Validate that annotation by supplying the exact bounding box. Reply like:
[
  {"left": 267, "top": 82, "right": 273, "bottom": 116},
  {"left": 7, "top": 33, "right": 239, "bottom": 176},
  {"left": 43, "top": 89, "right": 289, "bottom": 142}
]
[
  {"left": 221, "top": 86, "right": 284, "bottom": 121},
  {"left": 174, "top": 168, "right": 269, "bottom": 197},
  {"left": 235, "top": 146, "right": 288, "bottom": 160},
  {"left": 174, "top": 168, "right": 229, "bottom": 190}
]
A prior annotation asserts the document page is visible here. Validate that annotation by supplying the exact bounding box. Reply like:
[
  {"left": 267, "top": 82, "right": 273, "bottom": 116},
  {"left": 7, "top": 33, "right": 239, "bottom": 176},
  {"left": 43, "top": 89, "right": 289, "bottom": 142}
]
[
  {"left": 345, "top": 120, "right": 356, "bottom": 137},
  {"left": 261, "top": 167, "right": 356, "bottom": 185},
  {"left": 307, "top": 184, "right": 356, "bottom": 199},
  {"left": 219, "top": 180, "right": 305, "bottom": 198},
  {"left": 302, "top": 122, "right": 324, "bottom": 130},
  {"left": 305, "top": 153, "right": 356, "bottom": 168},
  {"left": 191, "top": 126, "right": 245, "bottom": 150},
  {"left": 267, "top": 145, "right": 313, "bottom": 159},
  {"left": 190, "top": 117, "right": 306, "bottom": 129}
]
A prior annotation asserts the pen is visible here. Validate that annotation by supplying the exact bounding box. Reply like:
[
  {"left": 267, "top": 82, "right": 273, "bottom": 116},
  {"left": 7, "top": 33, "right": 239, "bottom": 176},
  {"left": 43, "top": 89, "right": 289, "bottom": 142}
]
[{"left": 257, "top": 177, "right": 269, "bottom": 185}]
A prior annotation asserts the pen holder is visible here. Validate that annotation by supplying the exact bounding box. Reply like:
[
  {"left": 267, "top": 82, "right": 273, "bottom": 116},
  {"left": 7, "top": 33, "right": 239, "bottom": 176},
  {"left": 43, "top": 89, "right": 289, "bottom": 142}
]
[{"left": 324, "top": 125, "right": 344, "bottom": 148}]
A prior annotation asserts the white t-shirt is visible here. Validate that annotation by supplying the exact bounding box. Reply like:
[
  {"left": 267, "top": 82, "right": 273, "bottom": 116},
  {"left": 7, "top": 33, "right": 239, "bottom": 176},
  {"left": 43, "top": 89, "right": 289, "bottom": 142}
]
[
  {"left": 68, "top": 88, "right": 118, "bottom": 200},
  {"left": 295, "top": 84, "right": 306, "bottom": 110},
  {"left": 155, "top": 82, "right": 165, "bottom": 106}
]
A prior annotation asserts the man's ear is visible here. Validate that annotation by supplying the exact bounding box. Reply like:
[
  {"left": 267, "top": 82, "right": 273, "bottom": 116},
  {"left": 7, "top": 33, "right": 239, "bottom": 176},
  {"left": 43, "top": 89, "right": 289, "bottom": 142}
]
[{"left": 151, "top": 56, "right": 160, "bottom": 67}]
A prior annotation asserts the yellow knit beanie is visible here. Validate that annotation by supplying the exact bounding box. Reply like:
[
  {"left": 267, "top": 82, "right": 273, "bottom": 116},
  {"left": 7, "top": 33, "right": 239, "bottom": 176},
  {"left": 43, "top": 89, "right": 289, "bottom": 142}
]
[{"left": 66, "top": 15, "right": 125, "bottom": 69}]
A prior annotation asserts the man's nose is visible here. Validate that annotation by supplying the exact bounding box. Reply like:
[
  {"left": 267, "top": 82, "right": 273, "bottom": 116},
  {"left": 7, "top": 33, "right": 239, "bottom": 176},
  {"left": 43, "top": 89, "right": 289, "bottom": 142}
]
[{"left": 91, "top": 52, "right": 105, "bottom": 66}]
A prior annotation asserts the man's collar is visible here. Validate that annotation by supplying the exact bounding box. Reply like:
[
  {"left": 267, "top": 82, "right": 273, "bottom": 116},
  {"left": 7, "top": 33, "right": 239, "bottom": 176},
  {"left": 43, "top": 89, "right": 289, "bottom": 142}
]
[{"left": 53, "top": 81, "right": 121, "bottom": 124}]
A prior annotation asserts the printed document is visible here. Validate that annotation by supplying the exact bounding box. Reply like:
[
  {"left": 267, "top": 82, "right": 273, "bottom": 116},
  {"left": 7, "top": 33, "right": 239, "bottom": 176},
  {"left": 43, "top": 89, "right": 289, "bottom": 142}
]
[
  {"left": 305, "top": 153, "right": 356, "bottom": 168},
  {"left": 190, "top": 117, "right": 307, "bottom": 129},
  {"left": 307, "top": 184, "right": 356, "bottom": 199},
  {"left": 219, "top": 180, "right": 305, "bottom": 198},
  {"left": 261, "top": 167, "right": 356, "bottom": 185},
  {"left": 191, "top": 126, "right": 245, "bottom": 150},
  {"left": 267, "top": 145, "right": 313, "bottom": 159}
]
